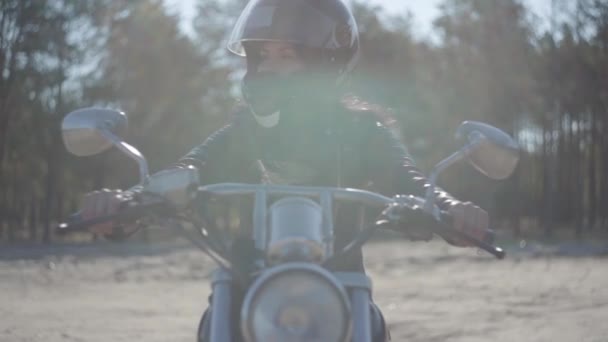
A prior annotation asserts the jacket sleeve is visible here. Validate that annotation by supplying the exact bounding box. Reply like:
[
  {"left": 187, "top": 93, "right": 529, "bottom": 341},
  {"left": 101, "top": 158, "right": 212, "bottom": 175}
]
[
  {"left": 363, "top": 120, "right": 456, "bottom": 210},
  {"left": 174, "top": 123, "right": 243, "bottom": 184}
]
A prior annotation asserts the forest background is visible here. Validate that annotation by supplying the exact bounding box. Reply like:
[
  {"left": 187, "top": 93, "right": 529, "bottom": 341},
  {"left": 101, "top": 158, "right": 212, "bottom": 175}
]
[{"left": 1, "top": 0, "right": 606, "bottom": 244}]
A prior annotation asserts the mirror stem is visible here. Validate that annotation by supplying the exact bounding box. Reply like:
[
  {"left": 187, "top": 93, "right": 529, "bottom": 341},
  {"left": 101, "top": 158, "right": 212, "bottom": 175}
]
[
  {"left": 100, "top": 129, "right": 150, "bottom": 186},
  {"left": 423, "top": 136, "right": 484, "bottom": 216}
]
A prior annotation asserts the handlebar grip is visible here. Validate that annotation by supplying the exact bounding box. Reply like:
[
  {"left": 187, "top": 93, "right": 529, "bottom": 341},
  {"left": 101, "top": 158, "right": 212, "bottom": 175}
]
[{"left": 438, "top": 211, "right": 505, "bottom": 259}]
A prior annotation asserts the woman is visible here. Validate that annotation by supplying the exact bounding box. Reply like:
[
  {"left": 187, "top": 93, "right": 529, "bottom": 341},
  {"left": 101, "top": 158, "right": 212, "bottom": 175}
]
[{"left": 81, "top": 0, "right": 489, "bottom": 340}]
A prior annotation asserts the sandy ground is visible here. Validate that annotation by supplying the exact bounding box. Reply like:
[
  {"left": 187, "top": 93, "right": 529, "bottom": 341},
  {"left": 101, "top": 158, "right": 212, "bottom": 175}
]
[{"left": 1, "top": 240, "right": 607, "bottom": 342}]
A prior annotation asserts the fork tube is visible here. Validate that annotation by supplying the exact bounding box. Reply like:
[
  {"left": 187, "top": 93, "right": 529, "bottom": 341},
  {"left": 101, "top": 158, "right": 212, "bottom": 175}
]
[
  {"left": 320, "top": 191, "right": 334, "bottom": 257},
  {"left": 253, "top": 189, "right": 267, "bottom": 259},
  {"left": 351, "top": 288, "right": 372, "bottom": 342},
  {"left": 209, "top": 269, "right": 233, "bottom": 342}
]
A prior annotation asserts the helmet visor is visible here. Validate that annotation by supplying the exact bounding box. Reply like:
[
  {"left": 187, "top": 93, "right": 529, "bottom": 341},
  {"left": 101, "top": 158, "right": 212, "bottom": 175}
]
[{"left": 228, "top": 0, "right": 353, "bottom": 56}]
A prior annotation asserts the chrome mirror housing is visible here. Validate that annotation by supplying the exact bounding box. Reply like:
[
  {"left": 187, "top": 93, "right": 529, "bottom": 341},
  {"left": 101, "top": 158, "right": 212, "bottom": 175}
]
[
  {"left": 424, "top": 121, "right": 520, "bottom": 214},
  {"left": 61, "top": 107, "right": 149, "bottom": 185},
  {"left": 61, "top": 108, "right": 127, "bottom": 157},
  {"left": 456, "top": 121, "right": 520, "bottom": 180}
]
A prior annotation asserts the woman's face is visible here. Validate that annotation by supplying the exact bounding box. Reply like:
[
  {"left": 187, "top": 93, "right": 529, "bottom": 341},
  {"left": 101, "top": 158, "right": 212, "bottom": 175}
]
[
  {"left": 255, "top": 41, "right": 306, "bottom": 75},
  {"left": 243, "top": 41, "right": 317, "bottom": 123}
]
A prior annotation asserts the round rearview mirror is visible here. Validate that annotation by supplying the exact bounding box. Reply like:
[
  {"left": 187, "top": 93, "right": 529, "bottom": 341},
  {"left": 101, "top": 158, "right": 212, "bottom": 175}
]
[
  {"left": 61, "top": 108, "right": 127, "bottom": 157},
  {"left": 456, "top": 121, "right": 520, "bottom": 180}
]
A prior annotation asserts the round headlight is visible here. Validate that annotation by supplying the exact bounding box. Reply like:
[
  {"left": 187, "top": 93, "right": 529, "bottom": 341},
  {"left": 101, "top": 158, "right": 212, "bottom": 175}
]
[{"left": 241, "top": 263, "right": 351, "bottom": 342}]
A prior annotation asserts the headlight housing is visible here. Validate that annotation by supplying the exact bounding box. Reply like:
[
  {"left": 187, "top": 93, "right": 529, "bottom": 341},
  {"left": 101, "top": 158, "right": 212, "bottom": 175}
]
[{"left": 241, "top": 263, "right": 352, "bottom": 342}]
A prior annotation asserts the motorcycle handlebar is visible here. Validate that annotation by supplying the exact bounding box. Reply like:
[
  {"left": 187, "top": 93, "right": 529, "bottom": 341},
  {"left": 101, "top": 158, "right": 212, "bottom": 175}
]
[
  {"left": 198, "top": 183, "right": 394, "bottom": 207},
  {"left": 199, "top": 183, "right": 505, "bottom": 259},
  {"left": 57, "top": 183, "right": 505, "bottom": 259}
]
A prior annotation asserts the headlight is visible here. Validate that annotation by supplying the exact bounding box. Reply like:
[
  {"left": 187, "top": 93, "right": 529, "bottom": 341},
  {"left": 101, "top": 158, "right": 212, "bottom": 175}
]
[{"left": 241, "top": 263, "right": 351, "bottom": 342}]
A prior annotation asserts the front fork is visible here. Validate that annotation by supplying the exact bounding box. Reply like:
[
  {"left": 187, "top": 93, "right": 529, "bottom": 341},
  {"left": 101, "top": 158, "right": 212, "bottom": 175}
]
[
  {"left": 202, "top": 269, "right": 384, "bottom": 342},
  {"left": 336, "top": 272, "right": 374, "bottom": 342},
  {"left": 206, "top": 269, "right": 234, "bottom": 342}
]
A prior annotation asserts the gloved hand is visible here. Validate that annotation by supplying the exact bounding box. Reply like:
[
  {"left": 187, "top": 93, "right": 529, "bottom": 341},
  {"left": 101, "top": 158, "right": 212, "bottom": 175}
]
[
  {"left": 445, "top": 201, "right": 489, "bottom": 247},
  {"left": 385, "top": 203, "right": 435, "bottom": 241},
  {"left": 80, "top": 189, "right": 140, "bottom": 240}
]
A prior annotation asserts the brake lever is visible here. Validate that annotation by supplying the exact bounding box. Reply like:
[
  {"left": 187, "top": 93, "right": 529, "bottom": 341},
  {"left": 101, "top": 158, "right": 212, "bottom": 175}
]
[
  {"left": 56, "top": 212, "right": 120, "bottom": 235},
  {"left": 56, "top": 200, "right": 168, "bottom": 236}
]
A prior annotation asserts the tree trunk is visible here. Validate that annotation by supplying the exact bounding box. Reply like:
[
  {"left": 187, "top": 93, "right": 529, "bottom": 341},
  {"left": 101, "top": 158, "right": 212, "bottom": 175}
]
[
  {"left": 29, "top": 198, "right": 37, "bottom": 242},
  {"left": 587, "top": 113, "right": 597, "bottom": 233},
  {"left": 541, "top": 124, "right": 551, "bottom": 237},
  {"left": 43, "top": 139, "right": 56, "bottom": 244},
  {"left": 600, "top": 120, "right": 608, "bottom": 230}
]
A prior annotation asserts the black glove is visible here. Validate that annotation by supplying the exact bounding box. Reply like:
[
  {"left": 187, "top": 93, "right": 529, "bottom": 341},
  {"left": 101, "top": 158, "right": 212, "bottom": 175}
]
[{"left": 386, "top": 205, "right": 435, "bottom": 241}]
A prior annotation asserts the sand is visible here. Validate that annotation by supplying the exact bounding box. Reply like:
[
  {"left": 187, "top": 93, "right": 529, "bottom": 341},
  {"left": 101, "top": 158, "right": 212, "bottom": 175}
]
[{"left": 1, "top": 240, "right": 607, "bottom": 342}]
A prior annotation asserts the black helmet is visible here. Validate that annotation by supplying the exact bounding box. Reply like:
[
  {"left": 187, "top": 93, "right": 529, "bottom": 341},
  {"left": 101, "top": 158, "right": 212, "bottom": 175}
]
[
  {"left": 228, "top": 0, "right": 360, "bottom": 127},
  {"left": 228, "top": 0, "right": 359, "bottom": 83}
]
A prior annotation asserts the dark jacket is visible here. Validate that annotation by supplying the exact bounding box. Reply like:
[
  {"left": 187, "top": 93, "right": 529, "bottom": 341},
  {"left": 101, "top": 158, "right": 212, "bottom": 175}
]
[{"left": 177, "top": 104, "right": 455, "bottom": 271}]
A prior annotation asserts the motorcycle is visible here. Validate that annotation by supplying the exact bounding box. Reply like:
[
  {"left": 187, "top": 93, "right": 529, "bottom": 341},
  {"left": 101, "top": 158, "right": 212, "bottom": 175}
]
[{"left": 58, "top": 108, "right": 520, "bottom": 342}]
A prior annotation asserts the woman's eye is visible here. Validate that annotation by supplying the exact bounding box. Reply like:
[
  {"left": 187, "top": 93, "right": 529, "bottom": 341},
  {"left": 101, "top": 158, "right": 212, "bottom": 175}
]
[{"left": 258, "top": 48, "right": 298, "bottom": 62}]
